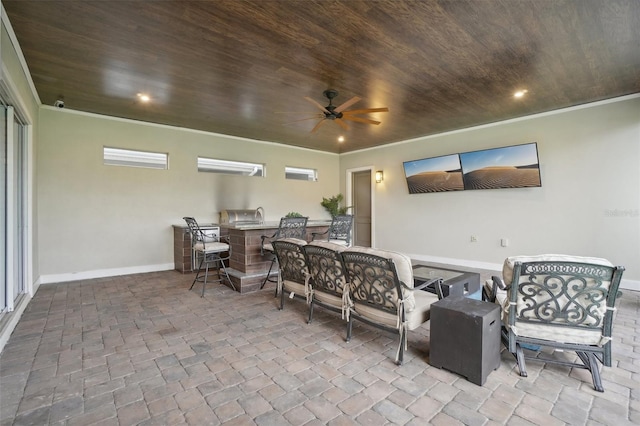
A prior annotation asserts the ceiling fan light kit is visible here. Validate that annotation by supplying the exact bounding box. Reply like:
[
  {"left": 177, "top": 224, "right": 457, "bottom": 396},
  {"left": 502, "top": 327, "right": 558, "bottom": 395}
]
[{"left": 304, "top": 89, "right": 389, "bottom": 134}]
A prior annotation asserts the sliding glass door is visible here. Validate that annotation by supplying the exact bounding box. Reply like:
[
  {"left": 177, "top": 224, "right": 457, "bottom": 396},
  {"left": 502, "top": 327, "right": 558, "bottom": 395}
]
[
  {"left": 1, "top": 104, "right": 27, "bottom": 317},
  {"left": 0, "top": 105, "right": 6, "bottom": 314}
]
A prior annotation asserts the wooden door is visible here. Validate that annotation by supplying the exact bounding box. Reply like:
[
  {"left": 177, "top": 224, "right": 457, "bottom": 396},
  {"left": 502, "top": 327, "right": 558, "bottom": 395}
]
[{"left": 352, "top": 170, "right": 372, "bottom": 247}]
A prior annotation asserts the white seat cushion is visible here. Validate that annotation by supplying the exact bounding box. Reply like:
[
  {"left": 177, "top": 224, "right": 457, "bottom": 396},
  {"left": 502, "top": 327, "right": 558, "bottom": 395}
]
[
  {"left": 193, "top": 241, "right": 229, "bottom": 253},
  {"left": 265, "top": 237, "right": 307, "bottom": 253},
  {"left": 313, "top": 291, "right": 343, "bottom": 309},
  {"left": 352, "top": 288, "right": 438, "bottom": 330},
  {"left": 510, "top": 322, "right": 604, "bottom": 345},
  {"left": 282, "top": 279, "right": 306, "bottom": 297}
]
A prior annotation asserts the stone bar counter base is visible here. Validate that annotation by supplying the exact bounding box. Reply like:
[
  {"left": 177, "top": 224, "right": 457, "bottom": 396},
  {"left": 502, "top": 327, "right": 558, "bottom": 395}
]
[{"left": 173, "top": 221, "right": 330, "bottom": 294}]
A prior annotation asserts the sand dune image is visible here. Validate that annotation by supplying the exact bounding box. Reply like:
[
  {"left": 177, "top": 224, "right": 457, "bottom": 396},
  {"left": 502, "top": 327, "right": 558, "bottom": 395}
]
[
  {"left": 463, "top": 166, "right": 541, "bottom": 190},
  {"left": 407, "top": 170, "right": 464, "bottom": 193}
]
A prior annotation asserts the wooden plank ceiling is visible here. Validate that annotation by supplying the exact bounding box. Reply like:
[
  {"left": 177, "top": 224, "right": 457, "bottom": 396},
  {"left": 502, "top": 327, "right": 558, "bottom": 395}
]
[{"left": 4, "top": 0, "right": 640, "bottom": 153}]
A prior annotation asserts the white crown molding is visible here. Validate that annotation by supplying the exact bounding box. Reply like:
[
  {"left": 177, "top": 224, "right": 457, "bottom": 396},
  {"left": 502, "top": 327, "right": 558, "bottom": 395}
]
[{"left": 41, "top": 105, "right": 339, "bottom": 156}]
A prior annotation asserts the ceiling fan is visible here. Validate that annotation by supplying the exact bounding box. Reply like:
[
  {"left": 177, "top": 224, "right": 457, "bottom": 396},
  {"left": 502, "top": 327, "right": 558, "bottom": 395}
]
[{"left": 301, "top": 89, "right": 389, "bottom": 133}]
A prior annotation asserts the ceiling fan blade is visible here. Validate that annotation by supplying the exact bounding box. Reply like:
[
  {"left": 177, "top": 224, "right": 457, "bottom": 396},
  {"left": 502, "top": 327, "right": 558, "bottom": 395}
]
[
  {"left": 342, "top": 116, "right": 381, "bottom": 125},
  {"left": 335, "top": 118, "right": 349, "bottom": 131},
  {"left": 334, "top": 96, "right": 361, "bottom": 113},
  {"left": 342, "top": 107, "right": 389, "bottom": 115},
  {"left": 283, "top": 115, "right": 324, "bottom": 125},
  {"left": 310, "top": 119, "right": 328, "bottom": 133},
  {"left": 304, "top": 97, "right": 331, "bottom": 113}
]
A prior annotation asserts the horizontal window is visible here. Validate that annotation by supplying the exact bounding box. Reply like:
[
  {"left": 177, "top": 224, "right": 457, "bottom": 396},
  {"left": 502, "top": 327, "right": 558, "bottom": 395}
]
[
  {"left": 286, "top": 166, "right": 317, "bottom": 181},
  {"left": 103, "top": 147, "right": 168, "bottom": 169},
  {"left": 198, "top": 157, "right": 264, "bottom": 176}
]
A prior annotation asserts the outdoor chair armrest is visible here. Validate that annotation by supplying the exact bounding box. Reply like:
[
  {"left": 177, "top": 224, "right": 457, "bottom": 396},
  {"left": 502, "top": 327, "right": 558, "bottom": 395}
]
[
  {"left": 483, "top": 275, "right": 509, "bottom": 303},
  {"left": 311, "top": 229, "right": 329, "bottom": 241},
  {"left": 260, "top": 232, "right": 278, "bottom": 255},
  {"left": 492, "top": 275, "right": 508, "bottom": 290},
  {"left": 409, "top": 277, "right": 445, "bottom": 299}
]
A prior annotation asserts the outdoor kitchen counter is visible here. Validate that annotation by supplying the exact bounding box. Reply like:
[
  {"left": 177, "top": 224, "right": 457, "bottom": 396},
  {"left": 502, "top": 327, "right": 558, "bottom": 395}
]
[
  {"left": 221, "top": 220, "right": 331, "bottom": 293},
  {"left": 221, "top": 219, "right": 331, "bottom": 230}
]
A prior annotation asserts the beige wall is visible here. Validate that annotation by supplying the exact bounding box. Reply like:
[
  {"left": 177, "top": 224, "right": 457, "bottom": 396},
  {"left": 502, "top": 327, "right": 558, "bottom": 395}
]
[
  {"left": 37, "top": 109, "right": 339, "bottom": 279},
  {"left": 36, "top": 97, "right": 640, "bottom": 289},
  {"left": 340, "top": 96, "right": 640, "bottom": 287}
]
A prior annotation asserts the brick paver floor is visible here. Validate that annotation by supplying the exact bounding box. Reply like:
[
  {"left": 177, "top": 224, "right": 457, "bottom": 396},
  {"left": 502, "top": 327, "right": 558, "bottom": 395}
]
[{"left": 0, "top": 270, "right": 638, "bottom": 425}]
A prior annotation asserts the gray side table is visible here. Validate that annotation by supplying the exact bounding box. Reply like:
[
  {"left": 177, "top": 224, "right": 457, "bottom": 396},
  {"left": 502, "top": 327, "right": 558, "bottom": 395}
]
[{"left": 429, "top": 297, "right": 501, "bottom": 386}]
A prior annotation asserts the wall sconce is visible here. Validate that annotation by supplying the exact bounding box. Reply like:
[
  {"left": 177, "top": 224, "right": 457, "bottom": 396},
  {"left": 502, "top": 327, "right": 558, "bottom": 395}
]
[{"left": 375, "top": 170, "right": 384, "bottom": 183}]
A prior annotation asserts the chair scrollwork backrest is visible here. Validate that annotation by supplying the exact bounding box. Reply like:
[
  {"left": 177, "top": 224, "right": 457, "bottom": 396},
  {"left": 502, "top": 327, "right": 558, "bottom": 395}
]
[
  {"left": 302, "top": 243, "right": 347, "bottom": 298},
  {"left": 509, "top": 260, "right": 621, "bottom": 330},
  {"left": 271, "top": 239, "right": 308, "bottom": 285},
  {"left": 341, "top": 251, "right": 403, "bottom": 317},
  {"left": 183, "top": 216, "right": 208, "bottom": 248},
  {"left": 328, "top": 215, "right": 353, "bottom": 245},
  {"left": 275, "top": 217, "right": 308, "bottom": 240}
]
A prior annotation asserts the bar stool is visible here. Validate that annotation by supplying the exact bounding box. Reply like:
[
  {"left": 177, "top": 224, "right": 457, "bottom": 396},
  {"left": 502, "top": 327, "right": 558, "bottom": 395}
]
[
  {"left": 311, "top": 214, "right": 354, "bottom": 246},
  {"left": 183, "top": 217, "right": 235, "bottom": 296},
  {"left": 260, "top": 216, "right": 308, "bottom": 292}
]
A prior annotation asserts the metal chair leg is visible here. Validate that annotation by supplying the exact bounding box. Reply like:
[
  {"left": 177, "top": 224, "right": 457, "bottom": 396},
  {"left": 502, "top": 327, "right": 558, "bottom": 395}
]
[
  {"left": 308, "top": 301, "right": 314, "bottom": 324},
  {"left": 577, "top": 351, "right": 604, "bottom": 392},
  {"left": 191, "top": 252, "right": 235, "bottom": 296},
  {"left": 260, "top": 256, "right": 277, "bottom": 289},
  {"left": 397, "top": 335, "right": 405, "bottom": 366},
  {"left": 515, "top": 343, "right": 528, "bottom": 377},
  {"left": 201, "top": 259, "right": 210, "bottom": 297},
  {"left": 218, "top": 259, "right": 236, "bottom": 291},
  {"left": 190, "top": 256, "right": 205, "bottom": 291},
  {"left": 279, "top": 285, "right": 285, "bottom": 310}
]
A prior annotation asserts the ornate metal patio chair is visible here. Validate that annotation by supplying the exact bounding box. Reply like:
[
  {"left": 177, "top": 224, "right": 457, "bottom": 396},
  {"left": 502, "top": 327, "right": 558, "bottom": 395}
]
[
  {"left": 301, "top": 241, "right": 350, "bottom": 324},
  {"left": 485, "top": 254, "right": 625, "bottom": 392},
  {"left": 260, "top": 216, "right": 308, "bottom": 292},
  {"left": 311, "top": 214, "right": 354, "bottom": 246},
  {"left": 183, "top": 217, "right": 235, "bottom": 296},
  {"left": 271, "top": 238, "right": 309, "bottom": 311},
  {"left": 340, "top": 247, "right": 443, "bottom": 365}
]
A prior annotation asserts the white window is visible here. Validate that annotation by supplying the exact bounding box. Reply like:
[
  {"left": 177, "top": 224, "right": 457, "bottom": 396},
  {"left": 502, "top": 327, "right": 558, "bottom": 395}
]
[
  {"left": 103, "top": 147, "right": 168, "bottom": 169},
  {"left": 286, "top": 166, "right": 317, "bottom": 181},
  {"left": 198, "top": 157, "right": 264, "bottom": 176}
]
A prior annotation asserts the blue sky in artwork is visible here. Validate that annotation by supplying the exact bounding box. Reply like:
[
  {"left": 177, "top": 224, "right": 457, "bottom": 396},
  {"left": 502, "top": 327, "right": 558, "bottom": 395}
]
[
  {"left": 403, "top": 154, "right": 461, "bottom": 178},
  {"left": 460, "top": 143, "right": 538, "bottom": 174}
]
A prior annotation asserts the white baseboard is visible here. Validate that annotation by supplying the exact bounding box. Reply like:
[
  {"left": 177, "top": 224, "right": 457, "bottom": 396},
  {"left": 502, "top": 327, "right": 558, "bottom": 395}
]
[
  {"left": 37, "top": 263, "right": 176, "bottom": 285},
  {"left": 619, "top": 279, "right": 640, "bottom": 292},
  {"left": 409, "top": 254, "right": 639, "bottom": 292}
]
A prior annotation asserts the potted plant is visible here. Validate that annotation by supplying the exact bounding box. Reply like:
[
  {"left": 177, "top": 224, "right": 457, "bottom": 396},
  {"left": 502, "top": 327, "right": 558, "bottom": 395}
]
[
  {"left": 285, "top": 211, "right": 304, "bottom": 218},
  {"left": 320, "top": 194, "right": 351, "bottom": 218}
]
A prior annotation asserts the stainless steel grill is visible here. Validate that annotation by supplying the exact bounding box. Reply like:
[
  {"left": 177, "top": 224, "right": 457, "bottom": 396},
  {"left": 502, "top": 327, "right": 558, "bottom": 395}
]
[{"left": 219, "top": 208, "right": 264, "bottom": 225}]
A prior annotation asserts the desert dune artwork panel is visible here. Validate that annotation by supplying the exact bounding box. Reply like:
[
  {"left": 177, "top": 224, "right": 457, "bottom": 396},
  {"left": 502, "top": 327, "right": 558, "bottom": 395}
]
[
  {"left": 459, "top": 142, "right": 542, "bottom": 190},
  {"left": 403, "top": 154, "right": 464, "bottom": 194}
]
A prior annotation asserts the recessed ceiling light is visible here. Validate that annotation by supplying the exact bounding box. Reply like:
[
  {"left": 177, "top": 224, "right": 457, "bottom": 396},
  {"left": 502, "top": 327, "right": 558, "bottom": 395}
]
[
  {"left": 338, "top": 136, "right": 345, "bottom": 142},
  {"left": 137, "top": 93, "right": 150, "bottom": 102},
  {"left": 514, "top": 89, "right": 528, "bottom": 98}
]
